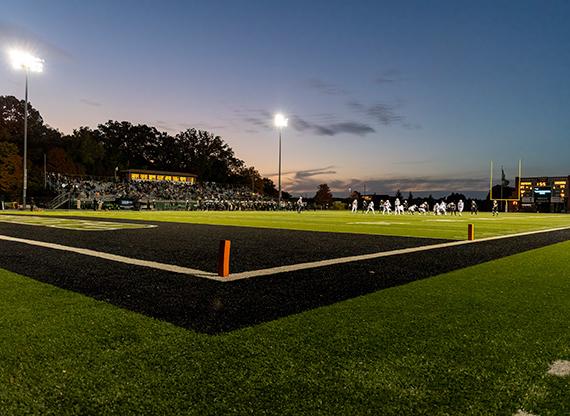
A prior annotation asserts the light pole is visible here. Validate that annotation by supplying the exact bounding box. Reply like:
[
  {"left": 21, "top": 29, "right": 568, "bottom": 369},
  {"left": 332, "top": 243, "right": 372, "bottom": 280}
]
[
  {"left": 9, "top": 50, "right": 44, "bottom": 208},
  {"left": 274, "top": 113, "right": 288, "bottom": 208}
]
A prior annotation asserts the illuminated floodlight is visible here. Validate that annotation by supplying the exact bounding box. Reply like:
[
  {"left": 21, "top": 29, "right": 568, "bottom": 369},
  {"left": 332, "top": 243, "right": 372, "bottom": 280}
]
[
  {"left": 273, "top": 113, "right": 288, "bottom": 208},
  {"left": 9, "top": 49, "right": 44, "bottom": 73},
  {"left": 274, "top": 113, "right": 288, "bottom": 128},
  {"left": 7, "top": 49, "right": 44, "bottom": 209}
]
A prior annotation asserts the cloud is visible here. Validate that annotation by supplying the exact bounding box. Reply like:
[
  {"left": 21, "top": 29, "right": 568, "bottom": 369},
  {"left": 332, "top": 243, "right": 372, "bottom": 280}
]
[
  {"left": 374, "top": 69, "right": 403, "bottom": 84},
  {"left": 348, "top": 101, "right": 403, "bottom": 126},
  {"left": 264, "top": 166, "right": 342, "bottom": 196},
  {"left": 306, "top": 78, "right": 348, "bottom": 95},
  {"left": 80, "top": 98, "right": 101, "bottom": 107},
  {"left": 293, "top": 166, "right": 338, "bottom": 179},
  {"left": 290, "top": 115, "right": 375, "bottom": 137},
  {"left": 244, "top": 117, "right": 271, "bottom": 129},
  {"left": 265, "top": 166, "right": 337, "bottom": 178},
  {"left": 366, "top": 104, "right": 404, "bottom": 126},
  {"left": 344, "top": 177, "right": 490, "bottom": 194},
  {"left": 238, "top": 109, "right": 376, "bottom": 137},
  {"left": 278, "top": 174, "right": 490, "bottom": 197}
]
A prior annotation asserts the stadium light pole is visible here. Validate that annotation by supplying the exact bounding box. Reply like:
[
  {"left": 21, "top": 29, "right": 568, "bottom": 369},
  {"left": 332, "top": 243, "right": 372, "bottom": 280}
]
[
  {"left": 274, "top": 113, "right": 288, "bottom": 208},
  {"left": 9, "top": 50, "right": 44, "bottom": 208}
]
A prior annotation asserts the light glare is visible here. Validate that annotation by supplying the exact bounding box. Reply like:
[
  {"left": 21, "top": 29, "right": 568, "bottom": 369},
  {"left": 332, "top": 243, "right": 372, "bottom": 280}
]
[
  {"left": 9, "top": 49, "right": 44, "bottom": 73},
  {"left": 274, "top": 113, "right": 288, "bottom": 128}
]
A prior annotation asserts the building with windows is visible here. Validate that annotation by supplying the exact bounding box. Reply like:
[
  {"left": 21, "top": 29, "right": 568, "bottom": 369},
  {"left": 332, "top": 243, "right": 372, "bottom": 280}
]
[
  {"left": 517, "top": 176, "right": 569, "bottom": 213},
  {"left": 121, "top": 169, "right": 197, "bottom": 184}
]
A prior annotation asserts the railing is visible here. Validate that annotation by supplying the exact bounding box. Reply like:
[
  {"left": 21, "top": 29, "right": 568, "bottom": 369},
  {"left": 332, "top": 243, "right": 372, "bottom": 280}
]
[{"left": 48, "top": 191, "right": 72, "bottom": 209}]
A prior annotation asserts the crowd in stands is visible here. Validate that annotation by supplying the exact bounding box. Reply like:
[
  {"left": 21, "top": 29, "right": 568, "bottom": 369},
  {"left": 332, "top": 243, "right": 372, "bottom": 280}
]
[{"left": 47, "top": 173, "right": 284, "bottom": 211}]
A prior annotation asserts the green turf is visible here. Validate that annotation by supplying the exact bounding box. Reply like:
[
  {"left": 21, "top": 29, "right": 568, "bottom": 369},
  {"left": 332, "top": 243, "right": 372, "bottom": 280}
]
[
  {"left": 1, "top": 241, "right": 569, "bottom": 415},
  {"left": 3, "top": 210, "right": 570, "bottom": 240}
]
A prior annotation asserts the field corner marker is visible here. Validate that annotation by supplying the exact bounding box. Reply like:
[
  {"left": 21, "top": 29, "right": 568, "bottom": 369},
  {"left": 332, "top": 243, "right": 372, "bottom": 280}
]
[{"left": 218, "top": 240, "right": 231, "bottom": 277}]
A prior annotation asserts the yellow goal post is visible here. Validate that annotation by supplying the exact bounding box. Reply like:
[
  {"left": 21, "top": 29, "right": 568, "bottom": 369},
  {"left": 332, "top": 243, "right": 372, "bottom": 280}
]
[{"left": 489, "top": 160, "right": 522, "bottom": 201}]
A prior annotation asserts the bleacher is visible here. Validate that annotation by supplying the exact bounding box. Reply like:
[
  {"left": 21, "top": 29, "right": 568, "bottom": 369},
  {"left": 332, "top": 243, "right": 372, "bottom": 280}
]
[{"left": 46, "top": 173, "right": 282, "bottom": 211}]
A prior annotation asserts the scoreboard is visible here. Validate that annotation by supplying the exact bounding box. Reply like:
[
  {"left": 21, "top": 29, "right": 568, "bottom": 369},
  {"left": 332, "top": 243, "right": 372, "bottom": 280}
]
[
  {"left": 518, "top": 176, "right": 569, "bottom": 212},
  {"left": 533, "top": 187, "right": 551, "bottom": 203}
]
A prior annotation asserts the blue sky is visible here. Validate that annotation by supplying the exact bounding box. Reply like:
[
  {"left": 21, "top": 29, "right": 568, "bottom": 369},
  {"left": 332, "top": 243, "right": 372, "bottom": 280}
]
[{"left": 1, "top": 0, "right": 569, "bottom": 197}]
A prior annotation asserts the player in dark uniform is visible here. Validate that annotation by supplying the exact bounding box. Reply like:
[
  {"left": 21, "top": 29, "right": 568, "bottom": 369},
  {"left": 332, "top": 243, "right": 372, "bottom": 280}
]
[
  {"left": 491, "top": 200, "right": 499, "bottom": 216},
  {"left": 470, "top": 200, "right": 478, "bottom": 215}
]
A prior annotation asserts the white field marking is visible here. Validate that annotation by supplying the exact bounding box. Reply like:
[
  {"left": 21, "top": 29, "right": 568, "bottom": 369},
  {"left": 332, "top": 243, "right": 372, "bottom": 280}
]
[
  {"left": 222, "top": 225, "right": 570, "bottom": 281},
  {"left": 1, "top": 225, "right": 570, "bottom": 283},
  {"left": 347, "top": 222, "right": 411, "bottom": 226},
  {"left": 513, "top": 410, "right": 538, "bottom": 416},
  {"left": 0, "top": 235, "right": 220, "bottom": 280},
  {"left": 0, "top": 215, "right": 156, "bottom": 231},
  {"left": 547, "top": 360, "right": 570, "bottom": 377},
  {"left": 424, "top": 219, "right": 465, "bottom": 222}
]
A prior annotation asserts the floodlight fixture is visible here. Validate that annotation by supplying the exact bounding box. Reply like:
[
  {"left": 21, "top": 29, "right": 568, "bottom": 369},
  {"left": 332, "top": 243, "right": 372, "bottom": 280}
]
[
  {"left": 8, "top": 49, "right": 44, "bottom": 208},
  {"left": 274, "top": 113, "right": 288, "bottom": 128},
  {"left": 9, "top": 49, "right": 44, "bottom": 73},
  {"left": 273, "top": 113, "right": 288, "bottom": 207}
]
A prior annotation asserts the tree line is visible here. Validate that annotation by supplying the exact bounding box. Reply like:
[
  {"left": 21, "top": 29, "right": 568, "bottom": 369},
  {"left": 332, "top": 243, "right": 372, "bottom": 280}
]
[{"left": 0, "top": 95, "right": 283, "bottom": 201}]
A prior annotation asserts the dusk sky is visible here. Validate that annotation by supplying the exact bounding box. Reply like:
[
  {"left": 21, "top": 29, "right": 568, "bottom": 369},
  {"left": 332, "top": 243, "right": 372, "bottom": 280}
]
[{"left": 2, "top": 1, "right": 569, "bottom": 197}]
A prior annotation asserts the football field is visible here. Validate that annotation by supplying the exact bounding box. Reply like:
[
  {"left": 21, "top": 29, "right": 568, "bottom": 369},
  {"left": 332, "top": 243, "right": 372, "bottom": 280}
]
[
  {"left": 7, "top": 209, "right": 570, "bottom": 239},
  {"left": 0, "top": 210, "right": 569, "bottom": 415}
]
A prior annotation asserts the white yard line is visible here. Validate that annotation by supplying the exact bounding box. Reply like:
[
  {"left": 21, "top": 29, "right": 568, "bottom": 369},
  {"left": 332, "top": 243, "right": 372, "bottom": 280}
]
[
  {"left": 0, "top": 225, "right": 569, "bottom": 282},
  {"left": 0, "top": 235, "right": 220, "bottom": 280}
]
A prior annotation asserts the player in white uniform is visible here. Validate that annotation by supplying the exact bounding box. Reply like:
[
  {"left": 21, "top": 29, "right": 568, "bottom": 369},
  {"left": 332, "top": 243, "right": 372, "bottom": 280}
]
[
  {"left": 351, "top": 199, "right": 358, "bottom": 213},
  {"left": 457, "top": 199, "right": 464, "bottom": 216},
  {"left": 297, "top": 196, "right": 303, "bottom": 213},
  {"left": 419, "top": 202, "right": 427, "bottom": 214},
  {"left": 384, "top": 199, "right": 392, "bottom": 214},
  {"left": 366, "top": 200, "right": 375, "bottom": 214},
  {"left": 394, "top": 198, "right": 401, "bottom": 215}
]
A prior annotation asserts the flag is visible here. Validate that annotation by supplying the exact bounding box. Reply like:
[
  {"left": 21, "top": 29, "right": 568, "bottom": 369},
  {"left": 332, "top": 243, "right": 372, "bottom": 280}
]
[{"left": 501, "top": 167, "right": 509, "bottom": 187}]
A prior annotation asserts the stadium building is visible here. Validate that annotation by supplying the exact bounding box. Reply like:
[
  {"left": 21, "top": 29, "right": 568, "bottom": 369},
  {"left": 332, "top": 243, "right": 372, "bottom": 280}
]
[
  {"left": 517, "top": 176, "right": 569, "bottom": 213},
  {"left": 121, "top": 169, "right": 198, "bottom": 184}
]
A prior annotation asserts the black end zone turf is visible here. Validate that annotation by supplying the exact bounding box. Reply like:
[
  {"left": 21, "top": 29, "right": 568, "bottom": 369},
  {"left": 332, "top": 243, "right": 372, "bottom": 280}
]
[
  {"left": 0, "top": 220, "right": 569, "bottom": 334},
  {"left": 0, "top": 219, "right": 447, "bottom": 273}
]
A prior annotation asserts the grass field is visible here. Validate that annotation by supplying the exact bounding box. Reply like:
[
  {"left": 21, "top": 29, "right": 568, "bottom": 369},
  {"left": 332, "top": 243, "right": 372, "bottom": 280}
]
[
  {"left": 0, "top": 209, "right": 569, "bottom": 415},
  {"left": 4, "top": 210, "right": 570, "bottom": 240}
]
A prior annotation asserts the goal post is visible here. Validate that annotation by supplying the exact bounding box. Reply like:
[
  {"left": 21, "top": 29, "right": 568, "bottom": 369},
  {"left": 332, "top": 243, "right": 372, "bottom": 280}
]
[{"left": 489, "top": 160, "right": 523, "bottom": 211}]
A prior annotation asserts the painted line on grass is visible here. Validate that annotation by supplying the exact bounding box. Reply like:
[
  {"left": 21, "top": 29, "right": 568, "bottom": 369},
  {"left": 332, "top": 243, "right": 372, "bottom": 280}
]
[
  {"left": 1, "top": 225, "right": 569, "bottom": 282},
  {"left": 0, "top": 235, "right": 219, "bottom": 280},
  {"left": 223, "top": 225, "right": 570, "bottom": 281},
  {"left": 548, "top": 360, "right": 570, "bottom": 377},
  {"left": 513, "top": 410, "right": 537, "bottom": 416},
  {"left": 513, "top": 359, "right": 570, "bottom": 416},
  {"left": 0, "top": 215, "right": 157, "bottom": 231}
]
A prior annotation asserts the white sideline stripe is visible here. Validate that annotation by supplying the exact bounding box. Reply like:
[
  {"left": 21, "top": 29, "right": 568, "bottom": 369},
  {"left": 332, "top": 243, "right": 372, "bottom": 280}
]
[
  {"left": 0, "top": 235, "right": 219, "bottom": 280},
  {"left": 224, "top": 225, "right": 570, "bottom": 281},
  {"left": 0, "top": 225, "right": 569, "bottom": 282}
]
